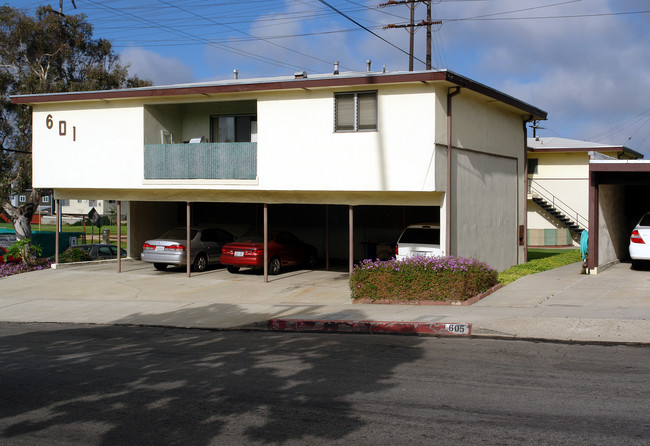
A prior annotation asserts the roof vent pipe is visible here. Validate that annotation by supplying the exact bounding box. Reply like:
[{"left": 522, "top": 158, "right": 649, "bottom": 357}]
[
  {"left": 366, "top": 60, "right": 372, "bottom": 72},
  {"left": 382, "top": 64, "right": 386, "bottom": 73},
  {"left": 333, "top": 61, "right": 339, "bottom": 75},
  {"left": 233, "top": 69, "right": 238, "bottom": 80}
]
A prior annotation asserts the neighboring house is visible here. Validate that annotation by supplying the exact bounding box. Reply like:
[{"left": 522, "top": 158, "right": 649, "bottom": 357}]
[
  {"left": 60, "top": 199, "right": 117, "bottom": 218},
  {"left": 527, "top": 137, "right": 643, "bottom": 247},
  {"left": 8, "top": 189, "right": 54, "bottom": 215},
  {"left": 13, "top": 69, "right": 547, "bottom": 272}
]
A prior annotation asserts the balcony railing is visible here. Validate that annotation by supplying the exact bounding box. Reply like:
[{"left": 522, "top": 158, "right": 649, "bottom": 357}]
[{"left": 144, "top": 142, "right": 257, "bottom": 180}]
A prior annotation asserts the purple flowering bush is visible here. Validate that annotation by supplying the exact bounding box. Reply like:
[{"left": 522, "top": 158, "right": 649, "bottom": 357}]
[
  {"left": 350, "top": 256, "right": 499, "bottom": 302},
  {"left": 0, "top": 260, "right": 51, "bottom": 279}
]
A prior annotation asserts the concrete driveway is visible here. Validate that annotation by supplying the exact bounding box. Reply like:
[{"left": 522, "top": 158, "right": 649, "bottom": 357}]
[{"left": 1, "top": 260, "right": 649, "bottom": 343}]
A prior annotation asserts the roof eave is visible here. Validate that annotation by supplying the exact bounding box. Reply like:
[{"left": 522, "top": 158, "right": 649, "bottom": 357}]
[{"left": 10, "top": 69, "right": 547, "bottom": 119}]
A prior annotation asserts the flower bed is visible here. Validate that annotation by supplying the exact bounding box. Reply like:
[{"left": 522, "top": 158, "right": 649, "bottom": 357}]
[
  {"left": 0, "top": 260, "right": 51, "bottom": 278},
  {"left": 350, "top": 256, "right": 499, "bottom": 303}
]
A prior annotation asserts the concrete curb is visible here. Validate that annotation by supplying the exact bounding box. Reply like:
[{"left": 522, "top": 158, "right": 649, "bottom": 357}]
[{"left": 268, "top": 319, "right": 472, "bottom": 336}]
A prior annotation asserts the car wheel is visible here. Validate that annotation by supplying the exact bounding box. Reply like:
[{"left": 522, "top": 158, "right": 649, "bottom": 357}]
[
  {"left": 192, "top": 254, "right": 208, "bottom": 272},
  {"left": 269, "top": 257, "right": 281, "bottom": 275},
  {"left": 227, "top": 265, "right": 240, "bottom": 274},
  {"left": 153, "top": 263, "right": 167, "bottom": 271},
  {"left": 631, "top": 260, "right": 643, "bottom": 270}
]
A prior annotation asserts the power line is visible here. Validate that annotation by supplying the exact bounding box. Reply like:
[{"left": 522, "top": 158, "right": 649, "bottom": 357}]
[
  {"left": 156, "top": 0, "right": 350, "bottom": 71},
  {"left": 83, "top": 0, "right": 319, "bottom": 73},
  {"left": 317, "top": 0, "right": 426, "bottom": 66}
]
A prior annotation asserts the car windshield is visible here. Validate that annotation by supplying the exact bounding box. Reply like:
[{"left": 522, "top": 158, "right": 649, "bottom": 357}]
[
  {"left": 639, "top": 214, "right": 650, "bottom": 227},
  {"left": 234, "top": 232, "right": 265, "bottom": 243},
  {"left": 159, "top": 229, "right": 198, "bottom": 240},
  {"left": 399, "top": 228, "right": 440, "bottom": 244}
]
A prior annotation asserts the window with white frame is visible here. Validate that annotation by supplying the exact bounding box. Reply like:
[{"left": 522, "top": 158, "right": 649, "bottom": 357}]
[
  {"left": 42, "top": 196, "right": 49, "bottom": 203},
  {"left": 19, "top": 195, "right": 26, "bottom": 203},
  {"left": 334, "top": 91, "right": 377, "bottom": 132}
]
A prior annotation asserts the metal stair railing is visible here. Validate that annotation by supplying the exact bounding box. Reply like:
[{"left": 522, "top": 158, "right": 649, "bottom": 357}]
[{"left": 529, "top": 179, "right": 588, "bottom": 231}]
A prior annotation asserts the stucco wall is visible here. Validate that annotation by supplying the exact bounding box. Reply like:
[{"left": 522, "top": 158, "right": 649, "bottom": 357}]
[
  {"left": 597, "top": 184, "right": 627, "bottom": 267},
  {"left": 527, "top": 152, "right": 589, "bottom": 231},
  {"left": 451, "top": 93, "right": 523, "bottom": 159},
  {"left": 256, "top": 84, "right": 438, "bottom": 191},
  {"left": 451, "top": 150, "right": 518, "bottom": 271},
  {"left": 128, "top": 201, "right": 185, "bottom": 258},
  {"left": 32, "top": 85, "right": 440, "bottom": 195},
  {"left": 32, "top": 103, "right": 144, "bottom": 190}
]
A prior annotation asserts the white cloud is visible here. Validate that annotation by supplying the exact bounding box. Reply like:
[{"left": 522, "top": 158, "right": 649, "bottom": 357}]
[
  {"left": 120, "top": 47, "right": 195, "bottom": 85},
  {"left": 433, "top": 0, "right": 650, "bottom": 155}
]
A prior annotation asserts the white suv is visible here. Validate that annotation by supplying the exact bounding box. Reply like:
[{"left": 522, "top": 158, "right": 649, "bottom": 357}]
[{"left": 395, "top": 223, "right": 442, "bottom": 260}]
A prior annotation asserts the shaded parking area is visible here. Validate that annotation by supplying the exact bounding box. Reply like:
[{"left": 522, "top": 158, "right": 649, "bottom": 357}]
[
  {"left": 588, "top": 161, "right": 650, "bottom": 272},
  {"left": 129, "top": 202, "right": 441, "bottom": 271}
]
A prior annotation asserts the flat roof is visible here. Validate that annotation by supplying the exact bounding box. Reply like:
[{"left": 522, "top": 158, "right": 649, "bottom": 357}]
[
  {"left": 11, "top": 69, "right": 547, "bottom": 120},
  {"left": 528, "top": 136, "right": 643, "bottom": 159}
]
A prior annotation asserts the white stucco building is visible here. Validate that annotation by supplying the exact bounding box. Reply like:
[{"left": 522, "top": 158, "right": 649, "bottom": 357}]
[
  {"left": 13, "top": 69, "right": 546, "bottom": 272},
  {"left": 527, "top": 137, "right": 642, "bottom": 247}
]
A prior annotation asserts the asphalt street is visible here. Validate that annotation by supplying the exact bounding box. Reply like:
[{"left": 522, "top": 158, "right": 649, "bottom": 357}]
[{"left": 1, "top": 322, "right": 648, "bottom": 445}]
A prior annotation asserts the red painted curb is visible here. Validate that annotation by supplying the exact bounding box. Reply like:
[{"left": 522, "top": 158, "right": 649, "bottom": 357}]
[{"left": 268, "top": 319, "right": 471, "bottom": 336}]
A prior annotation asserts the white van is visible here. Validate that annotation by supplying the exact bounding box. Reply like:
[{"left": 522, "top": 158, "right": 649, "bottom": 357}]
[{"left": 395, "top": 223, "right": 442, "bottom": 260}]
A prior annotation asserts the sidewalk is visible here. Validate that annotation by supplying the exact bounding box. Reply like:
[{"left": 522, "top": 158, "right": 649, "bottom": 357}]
[{"left": 1, "top": 260, "right": 648, "bottom": 344}]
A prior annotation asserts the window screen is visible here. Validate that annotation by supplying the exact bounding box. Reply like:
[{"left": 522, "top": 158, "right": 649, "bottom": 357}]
[{"left": 335, "top": 91, "right": 377, "bottom": 132}]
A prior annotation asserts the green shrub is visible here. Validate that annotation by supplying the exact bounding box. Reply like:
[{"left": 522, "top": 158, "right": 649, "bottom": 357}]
[
  {"left": 59, "top": 247, "right": 92, "bottom": 263},
  {"left": 350, "top": 256, "right": 499, "bottom": 303},
  {"left": 4, "top": 239, "right": 43, "bottom": 265}
]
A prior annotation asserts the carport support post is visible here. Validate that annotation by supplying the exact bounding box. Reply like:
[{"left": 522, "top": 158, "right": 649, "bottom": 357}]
[
  {"left": 588, "top": 171, "right": 598, "bottom": 272},
  {"left": 117, "top": 201, "right": 122, "bottom": 273},
  {"left": 264, "top": 203, "right": 269, "bottom": 283},
  {"left": 349, "top": 206, "right": 354, "bottom": 275},
  {"left": 55, "top": 199, "right": 60, "bottom": 265},
  {"left": 326, "top": 205, "right": 330, "bottom": 271},
  {"left": 186, "top": 202, "right": 191, "bottom": 278}
]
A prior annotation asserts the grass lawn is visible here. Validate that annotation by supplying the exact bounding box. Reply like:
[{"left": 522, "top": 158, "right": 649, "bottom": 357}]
[
  {"left": 499, "top": 248, "right": 582, "bottom": 286},
  {"left": 527, "top": 247, "right": 578, "bottom": 261},
  {"left": 0, "top": 222, "right": 126, "bottom": 234}
]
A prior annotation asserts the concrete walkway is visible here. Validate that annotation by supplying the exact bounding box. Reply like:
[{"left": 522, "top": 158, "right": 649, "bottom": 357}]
[{"left": 1, "top": 260, "right": 648, "bottom": 344}]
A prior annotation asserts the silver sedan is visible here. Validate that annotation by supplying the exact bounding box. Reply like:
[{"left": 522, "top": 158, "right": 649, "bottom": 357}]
[{"left": 141, "top": 227, "right": 235, "bottom": 272}]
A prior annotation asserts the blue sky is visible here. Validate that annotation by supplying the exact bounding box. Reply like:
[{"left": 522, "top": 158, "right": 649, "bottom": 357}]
[{"left": 9, "top": 0, "right": 650, "bottom": 156}]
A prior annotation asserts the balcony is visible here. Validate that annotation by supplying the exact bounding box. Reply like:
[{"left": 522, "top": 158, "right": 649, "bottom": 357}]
[{"left": 144, "top": 143, "right": 257, "bottom": 180}]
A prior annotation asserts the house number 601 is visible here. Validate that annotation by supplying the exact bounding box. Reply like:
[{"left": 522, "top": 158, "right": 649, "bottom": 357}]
[{"left": 46, "top": 114, "right": 76, "bottom": 142}]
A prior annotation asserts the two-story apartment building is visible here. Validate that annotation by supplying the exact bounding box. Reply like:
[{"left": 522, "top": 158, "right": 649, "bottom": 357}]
[
  {"left": 12, "top": 69, "right": 546, "bottom": 272},
  {"left": 527, "top": 137, "right": 642, "bottom": 247}
]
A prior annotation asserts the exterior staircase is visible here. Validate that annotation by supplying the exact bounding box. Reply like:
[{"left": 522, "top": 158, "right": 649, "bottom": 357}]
[{"left": 529, "top": 180, "right": 588, "bottom": 237}]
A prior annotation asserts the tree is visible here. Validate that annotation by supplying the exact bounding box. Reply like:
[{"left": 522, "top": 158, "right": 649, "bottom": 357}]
[{"left": 0, "top": 5, "right": 151, "bottom": 253}]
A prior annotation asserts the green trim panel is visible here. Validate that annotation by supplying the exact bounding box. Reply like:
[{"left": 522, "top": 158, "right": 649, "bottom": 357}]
[{"left": 144, "top": 143, "right": 257, "bottom": 180}]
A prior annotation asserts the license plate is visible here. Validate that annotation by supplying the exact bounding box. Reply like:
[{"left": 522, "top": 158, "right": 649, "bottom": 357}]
[
  {"left": 155, "top": 246, "right": 165, "bottom": 252},
  {"left": 234, "top": 251, "right": 244, "bottom": 257}
]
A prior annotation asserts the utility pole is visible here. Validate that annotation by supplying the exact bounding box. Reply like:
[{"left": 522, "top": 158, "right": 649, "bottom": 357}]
[
  {"left": 530, "top": 120, "right": 545, "bottom": 138},
  {"left": 380, "top": 1, "right": 441, "bottom": 70},
  {"left": 57, "top": 0, "right": 77, "bottom": 15}
]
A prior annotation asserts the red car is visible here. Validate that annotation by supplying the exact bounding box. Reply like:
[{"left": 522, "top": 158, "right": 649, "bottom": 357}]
[{"left": 220, "top": 231, "right": 318, "bottom": 275}]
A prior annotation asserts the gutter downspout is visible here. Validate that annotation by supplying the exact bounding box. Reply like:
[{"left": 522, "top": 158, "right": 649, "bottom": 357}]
[{"left": 446, "top": 87, "right": 461, "bottom": 256}]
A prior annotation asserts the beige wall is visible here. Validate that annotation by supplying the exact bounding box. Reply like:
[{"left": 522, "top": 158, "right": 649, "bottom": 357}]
[
  {"left": 597, "top": 184, "right": 627, "bottom": 268},
  {"left": 527, "top": 152, "right": 589, "bottom": 232},
  {"left": 451, "top": 150, "right": 519, "bottom": 271}
]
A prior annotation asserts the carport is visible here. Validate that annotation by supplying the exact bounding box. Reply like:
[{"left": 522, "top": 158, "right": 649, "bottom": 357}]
[
  {"left": 124, "top": 197, "right": 443, "bottom": 281},
  {"left": 587, "top": 160, "right": 650, "bottom": 273}
]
